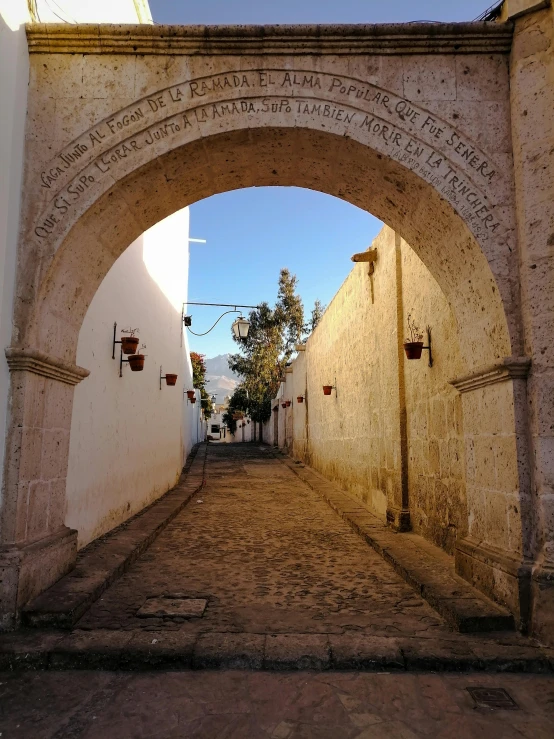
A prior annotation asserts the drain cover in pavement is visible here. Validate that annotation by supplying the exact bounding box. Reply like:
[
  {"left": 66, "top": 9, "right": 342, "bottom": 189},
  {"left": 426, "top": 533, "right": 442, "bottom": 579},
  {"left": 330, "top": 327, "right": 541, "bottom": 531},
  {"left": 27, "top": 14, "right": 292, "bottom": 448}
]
[
  {"left": 137, "top": 597, "right": 207, "bottom": 619},
  {"left": 467, "top": 688, "right": 519, "bottom": 710}
]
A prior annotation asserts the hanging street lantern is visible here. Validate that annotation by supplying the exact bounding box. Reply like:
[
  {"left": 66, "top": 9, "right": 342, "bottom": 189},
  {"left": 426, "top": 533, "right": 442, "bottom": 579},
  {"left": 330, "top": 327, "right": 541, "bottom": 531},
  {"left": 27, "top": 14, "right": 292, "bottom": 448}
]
[{"left": 231, "top": 315, "right": 250, "bottom": 340}]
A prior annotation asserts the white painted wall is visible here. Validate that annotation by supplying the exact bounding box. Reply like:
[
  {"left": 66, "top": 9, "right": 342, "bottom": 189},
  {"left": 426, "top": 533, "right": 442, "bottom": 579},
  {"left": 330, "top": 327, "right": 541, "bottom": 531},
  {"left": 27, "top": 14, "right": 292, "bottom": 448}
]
[
  {"left": 31, "top": 0, "right": 152, "bottom": 23},
  {"left": 66, "top": 208, "right": 204, "bottom": 549},
  {"left": 0, "top": 0, "right": 32, "bottom": 515},
  {"left": 1, "top": 0, "right": 153, "bottom": 543}
]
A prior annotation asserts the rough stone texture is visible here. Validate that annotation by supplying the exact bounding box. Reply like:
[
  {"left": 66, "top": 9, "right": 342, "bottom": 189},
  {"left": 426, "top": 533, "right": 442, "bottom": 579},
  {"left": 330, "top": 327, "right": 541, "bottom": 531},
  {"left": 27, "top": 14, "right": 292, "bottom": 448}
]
[
  {"left": 2, "top": 670, "right": 554, "bottom": 738},
  {"left": 1, "top": 19, "right": 553, "bottom": 643},
  {"left": 73, "top": 444, "right": 460, "bottom": 639},
  {"left": 281, "top": 228, "right": 468, "bottom": 555},
  {"left": 136, "top": 597, "right": 208, "bottom": 619},
  {"left": 277, "top": 450, "right": 515, "bottom": 633},
  {"left": 3, "top": 443, "right": 552, "bottom": 674},
  {"left": 274, "top": 222, "right": 539, "bottom": 630},
  {"left": 508, "top": 5, "right": 554, "bottom": 645},
  {"left": 22, "top": 444, "right": 205, "bottom": 629}
]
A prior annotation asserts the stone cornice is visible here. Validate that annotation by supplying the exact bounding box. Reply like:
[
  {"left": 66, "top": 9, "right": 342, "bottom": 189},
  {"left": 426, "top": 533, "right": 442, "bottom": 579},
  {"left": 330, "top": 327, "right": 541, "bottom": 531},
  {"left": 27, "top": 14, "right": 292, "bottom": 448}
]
[
  {"left": 25, "top": 22, "right": 514, "bottom": 56},
  {"left": 450, "top": 356, "right": 531, "bottom": 394},
  {"left": 5, "top": 348, "right": 90, "bottom": 386}
]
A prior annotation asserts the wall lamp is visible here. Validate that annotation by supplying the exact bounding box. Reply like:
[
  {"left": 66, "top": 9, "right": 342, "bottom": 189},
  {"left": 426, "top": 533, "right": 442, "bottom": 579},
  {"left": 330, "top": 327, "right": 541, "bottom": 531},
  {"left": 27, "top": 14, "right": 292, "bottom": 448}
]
[{"left": 182, "top": 302, "right": 260, "bottom": 339}]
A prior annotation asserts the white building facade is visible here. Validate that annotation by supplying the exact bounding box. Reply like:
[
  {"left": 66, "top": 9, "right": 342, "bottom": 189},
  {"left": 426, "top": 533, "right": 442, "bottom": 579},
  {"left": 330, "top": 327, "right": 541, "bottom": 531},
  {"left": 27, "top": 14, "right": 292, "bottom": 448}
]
[{"left": 1, "top": 0, "right": 204, "bottom": 552}]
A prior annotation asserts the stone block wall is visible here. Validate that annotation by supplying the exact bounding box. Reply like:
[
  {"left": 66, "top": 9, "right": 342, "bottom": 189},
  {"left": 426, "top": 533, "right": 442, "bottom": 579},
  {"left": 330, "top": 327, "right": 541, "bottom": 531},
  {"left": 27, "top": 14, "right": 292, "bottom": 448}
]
[
  {"left": 401, "top": 243, "right": 466, "bottom": 554},
  {"left": 279, "top": 225, "right": 467, "bottom": 555}
]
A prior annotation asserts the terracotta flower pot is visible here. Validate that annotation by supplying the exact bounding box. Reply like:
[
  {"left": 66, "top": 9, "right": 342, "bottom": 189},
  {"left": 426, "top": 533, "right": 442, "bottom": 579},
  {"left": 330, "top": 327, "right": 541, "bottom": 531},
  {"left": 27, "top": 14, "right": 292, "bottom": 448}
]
[
  {"left": 165, "top": 373, "right": 177, "bottom": 386},
  {"left": 273, "top": 406, "right": 278, "bottom": 413},
  {"left": 286, "top": 400, "right": 291, "bottom": 407},
  {"left": 281, "top": 402, "right": 287, "bottom": 409},
  {"left": 190, "top": 397, "right": 196, "bottom": 404},
  {"left": 404, "top": 341, "right": 424, "bottom": 360},
  {"left": 297, "top": 396, "right": 304, "bottom": 403},
  {"left": 186, "top": 390, "right": 195, "bottom": 400},
  {"left": 323, "top": 385, "right": 333, "bottom": 396},
  {"left": 128, "top": 353, "right": 145, "bottom": 371},
  {"left": 121, "top": 336, "right": 139, "bottom": 355}
]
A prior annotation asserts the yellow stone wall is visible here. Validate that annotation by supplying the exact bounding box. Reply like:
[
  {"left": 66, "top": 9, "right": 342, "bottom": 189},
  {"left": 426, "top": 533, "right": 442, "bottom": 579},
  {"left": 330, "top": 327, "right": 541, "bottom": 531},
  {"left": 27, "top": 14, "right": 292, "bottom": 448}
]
[{"left": 282, "top": 225, "right": 467, "bottom": 554}]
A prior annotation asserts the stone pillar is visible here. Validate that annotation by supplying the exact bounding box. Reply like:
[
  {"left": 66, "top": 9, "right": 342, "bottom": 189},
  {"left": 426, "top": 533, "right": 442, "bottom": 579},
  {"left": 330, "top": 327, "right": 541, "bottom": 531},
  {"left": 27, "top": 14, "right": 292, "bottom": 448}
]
[
  {"left": 0, "top": 348, "right": 89, "bottom": 629},
  {"left": 508, "top": 4, "right": 554, "bottom": 644},
  {"left": 451, "top": 357, "right": 533, "bottom": 631}
]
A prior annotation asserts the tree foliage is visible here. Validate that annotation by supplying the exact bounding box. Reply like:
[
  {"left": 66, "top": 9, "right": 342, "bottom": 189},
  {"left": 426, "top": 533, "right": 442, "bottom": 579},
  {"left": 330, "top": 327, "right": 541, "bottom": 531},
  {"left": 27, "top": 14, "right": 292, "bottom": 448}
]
[
  {"left": 190, "top": 351, "right": 213, "bottom": 419},
  {"left": 227, "top": 268, "right": 319, "bottom": 427},
  {"left": 310, "top": 299, "right": 325, "bottom": 332}
]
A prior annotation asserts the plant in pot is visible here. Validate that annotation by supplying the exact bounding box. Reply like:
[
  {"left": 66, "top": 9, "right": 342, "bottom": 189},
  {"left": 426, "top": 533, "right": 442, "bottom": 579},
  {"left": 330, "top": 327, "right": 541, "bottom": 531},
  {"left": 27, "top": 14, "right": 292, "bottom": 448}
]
[
  {"left": 128, "top": 344, "right": 146, "bottom": 371},
  {"left": 121, "top": 328, "right": 140, "bottom": 355},
  {"left": 404, "top": 314, "right": 424, "bottom": 360}
]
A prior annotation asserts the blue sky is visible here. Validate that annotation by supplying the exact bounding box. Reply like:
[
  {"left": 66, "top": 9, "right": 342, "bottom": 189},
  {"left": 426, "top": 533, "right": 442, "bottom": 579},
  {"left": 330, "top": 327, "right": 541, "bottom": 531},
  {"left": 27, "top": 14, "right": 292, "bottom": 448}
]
[{"left": 148, "top": 0, "right": 496, "bottom": 358}]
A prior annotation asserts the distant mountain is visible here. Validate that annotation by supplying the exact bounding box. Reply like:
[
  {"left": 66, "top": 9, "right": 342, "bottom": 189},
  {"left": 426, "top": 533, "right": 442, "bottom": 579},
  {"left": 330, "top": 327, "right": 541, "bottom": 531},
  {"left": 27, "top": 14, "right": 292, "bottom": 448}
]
[{"left": 205, "top": 354, "right": 241, "bottom": 403}]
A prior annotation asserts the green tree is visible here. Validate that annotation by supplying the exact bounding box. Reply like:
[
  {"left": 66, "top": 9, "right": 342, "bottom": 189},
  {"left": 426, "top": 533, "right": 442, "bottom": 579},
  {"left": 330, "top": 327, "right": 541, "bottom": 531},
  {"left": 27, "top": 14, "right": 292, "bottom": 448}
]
[
  {"left": 190, "top": 351, "right": 213, "bottom": 419},
  {"left": 309, "top": 299, "right": 325, "bottom": 332},
  {"left": 227, "top": 269, "right": 305, "bottom": 430}
]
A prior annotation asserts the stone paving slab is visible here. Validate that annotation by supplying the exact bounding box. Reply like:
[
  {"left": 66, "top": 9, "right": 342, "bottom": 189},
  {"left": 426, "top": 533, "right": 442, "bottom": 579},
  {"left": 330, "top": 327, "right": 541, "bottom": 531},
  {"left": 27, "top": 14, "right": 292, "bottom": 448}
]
[
  {"left": 2, "top": 669, "right": 554, "bottom": 739},
  {"left": 22, "top": 444, "right": 207, "bottom": 629},
  {"left": 276, "top": 450, "right": 515, "bottom": 633}
]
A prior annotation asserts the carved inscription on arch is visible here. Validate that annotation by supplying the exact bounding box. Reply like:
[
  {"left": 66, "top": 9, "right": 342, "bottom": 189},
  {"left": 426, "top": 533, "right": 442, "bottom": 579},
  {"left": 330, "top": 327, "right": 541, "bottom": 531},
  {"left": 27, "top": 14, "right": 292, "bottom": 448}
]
[{"left": 33, "top": 69, "right": 507, "bottom": 246}]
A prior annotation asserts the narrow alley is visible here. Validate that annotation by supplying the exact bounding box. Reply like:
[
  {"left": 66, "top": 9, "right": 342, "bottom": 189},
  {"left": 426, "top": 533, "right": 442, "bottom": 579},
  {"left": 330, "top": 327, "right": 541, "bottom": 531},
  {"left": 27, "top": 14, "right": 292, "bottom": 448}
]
[{"left": 75, "top": 443, "right": 451, "bottom": 639}]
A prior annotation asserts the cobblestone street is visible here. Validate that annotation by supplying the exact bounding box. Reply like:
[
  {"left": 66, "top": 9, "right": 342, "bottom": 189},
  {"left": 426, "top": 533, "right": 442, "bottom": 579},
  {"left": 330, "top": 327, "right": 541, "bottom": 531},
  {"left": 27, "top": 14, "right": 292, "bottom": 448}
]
[{"left": 76, "top": 444, "right": 451, "bottom": 638}]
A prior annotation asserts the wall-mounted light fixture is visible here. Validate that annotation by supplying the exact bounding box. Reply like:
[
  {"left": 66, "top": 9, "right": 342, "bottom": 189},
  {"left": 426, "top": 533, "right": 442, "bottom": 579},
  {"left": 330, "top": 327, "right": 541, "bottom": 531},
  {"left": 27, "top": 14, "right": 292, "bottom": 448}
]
[
  {"left": 323, "top": 380, "right": 337, "bottom": 397},
  {"left": 160, "top": 366, "right": 178, "bottom": 388},
  {"left": 182, "top": 302, "right": 259, "bottom": 339}
]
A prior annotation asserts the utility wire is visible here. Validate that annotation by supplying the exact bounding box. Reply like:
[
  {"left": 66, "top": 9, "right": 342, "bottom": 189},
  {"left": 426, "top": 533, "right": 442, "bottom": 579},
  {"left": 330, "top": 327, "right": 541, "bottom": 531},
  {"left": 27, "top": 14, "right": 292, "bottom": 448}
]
[{"left": 474, "top": 2, "right": 504, "bottom": 21}]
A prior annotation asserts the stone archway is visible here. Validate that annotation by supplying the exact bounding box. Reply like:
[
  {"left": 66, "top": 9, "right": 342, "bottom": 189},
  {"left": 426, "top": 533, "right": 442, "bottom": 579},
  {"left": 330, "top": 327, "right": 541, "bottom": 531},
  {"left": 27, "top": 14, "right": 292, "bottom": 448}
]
[{"left": 1, "top": 22, "right": 536, "bottom": 630}]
